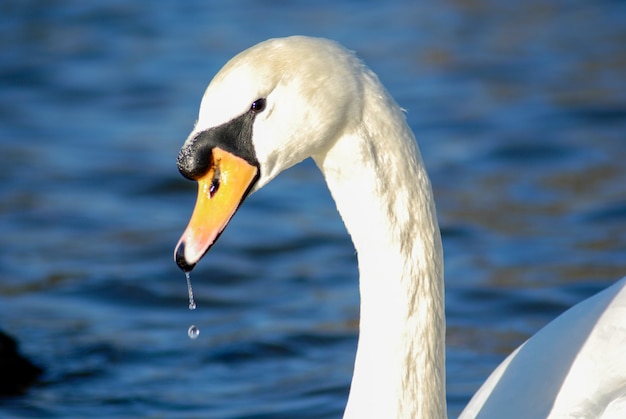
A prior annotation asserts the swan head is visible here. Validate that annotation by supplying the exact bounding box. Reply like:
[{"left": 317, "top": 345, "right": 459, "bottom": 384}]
[{"left": 175, "top": 36, "right": 363, "bottom": 271}]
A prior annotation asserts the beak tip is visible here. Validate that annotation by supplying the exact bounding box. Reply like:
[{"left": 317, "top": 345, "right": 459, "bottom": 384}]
[{"left": 175, "top": 241, "right": 196, "bottom": 273}]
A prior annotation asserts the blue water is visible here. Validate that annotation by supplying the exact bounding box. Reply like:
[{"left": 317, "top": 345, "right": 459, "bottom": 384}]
[{"left": 1, "top": 0, "right": 625, "bottom": 417}]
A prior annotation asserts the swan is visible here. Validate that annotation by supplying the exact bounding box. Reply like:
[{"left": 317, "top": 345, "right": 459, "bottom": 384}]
[{"left": 173, "top": 36, "right": 626, "bottom": 418}]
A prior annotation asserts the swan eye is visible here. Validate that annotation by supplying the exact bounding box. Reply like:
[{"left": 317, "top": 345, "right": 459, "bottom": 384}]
[{"left": 250, "top": 98, "right": 266, "bottom": 113}]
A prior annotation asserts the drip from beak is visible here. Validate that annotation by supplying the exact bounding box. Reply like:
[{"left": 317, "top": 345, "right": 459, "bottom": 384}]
[{"left": 174, "top": 147, "right": 259, "bottom": 272}]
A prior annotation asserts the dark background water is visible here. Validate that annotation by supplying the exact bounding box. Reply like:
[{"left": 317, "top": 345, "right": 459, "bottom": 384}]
[{"left": 1, "top": 0, "right": 625, "bottom": 417}]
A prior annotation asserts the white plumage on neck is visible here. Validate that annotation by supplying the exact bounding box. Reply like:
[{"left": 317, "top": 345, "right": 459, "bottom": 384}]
[{"left": 312, "top": 65, "right": 445, "bottom": 418}]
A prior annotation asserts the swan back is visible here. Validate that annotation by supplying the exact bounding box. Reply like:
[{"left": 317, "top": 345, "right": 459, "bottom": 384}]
[{"left": 461, "top": 277, "right": 626, "bottom": 418}]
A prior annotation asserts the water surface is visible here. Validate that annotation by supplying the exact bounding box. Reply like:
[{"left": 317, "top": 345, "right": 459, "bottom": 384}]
[{"left": 1, "top": 0, "right": 625, "bottom": 417}]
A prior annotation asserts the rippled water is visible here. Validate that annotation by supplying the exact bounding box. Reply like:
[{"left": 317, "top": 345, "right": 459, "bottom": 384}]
[{"left": 1, "top": 0, "right": 625, "bottom": 417}]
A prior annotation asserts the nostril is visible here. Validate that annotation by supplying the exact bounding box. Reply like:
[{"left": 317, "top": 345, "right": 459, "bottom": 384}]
[{"left": 209, "top": 165, "right": 221, "bottom": 197}]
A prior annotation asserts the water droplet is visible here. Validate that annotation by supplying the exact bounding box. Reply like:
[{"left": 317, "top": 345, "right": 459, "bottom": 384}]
[
  {"left": 184, "top": 273, "right": 199, "bottom": 339},
  {"left": 188, "top": 325, "right": 200, "bottom": 339},
  {"left": 185, "top": 272, "right": 196, "bottom": 310}
]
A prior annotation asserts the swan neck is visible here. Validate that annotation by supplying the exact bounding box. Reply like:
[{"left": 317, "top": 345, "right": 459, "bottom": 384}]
[{"left": 314, "top": 72, "right": 446, "bottom": 418}]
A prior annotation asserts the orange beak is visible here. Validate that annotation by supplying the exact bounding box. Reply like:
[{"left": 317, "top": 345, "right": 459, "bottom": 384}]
[{"left": 175, "top": 147, "right": 259, "bottom": 271}]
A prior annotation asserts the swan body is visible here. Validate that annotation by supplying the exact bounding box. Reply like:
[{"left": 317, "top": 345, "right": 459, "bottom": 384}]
[
  {"left": 174, "top": 36, "right": 626, "bottom": 418},
  {"left": 461, "top": 276, "right": 626, "bottom": 418}
]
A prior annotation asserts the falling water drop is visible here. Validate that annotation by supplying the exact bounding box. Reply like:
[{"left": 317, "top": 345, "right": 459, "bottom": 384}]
[
  {"left": 185, "top": 272, "right": 199, "bottom": 339},
  {"left": 188, "top": 325, "right": 200, "bottom": 339},
  {"left": 185, "top": 271, "right": 196, "bottom": 310}
]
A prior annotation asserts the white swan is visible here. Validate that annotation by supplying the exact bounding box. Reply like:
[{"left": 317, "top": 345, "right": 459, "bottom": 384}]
[{"left": 174, "top": 36, "right": 626, "bottom": 418}]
